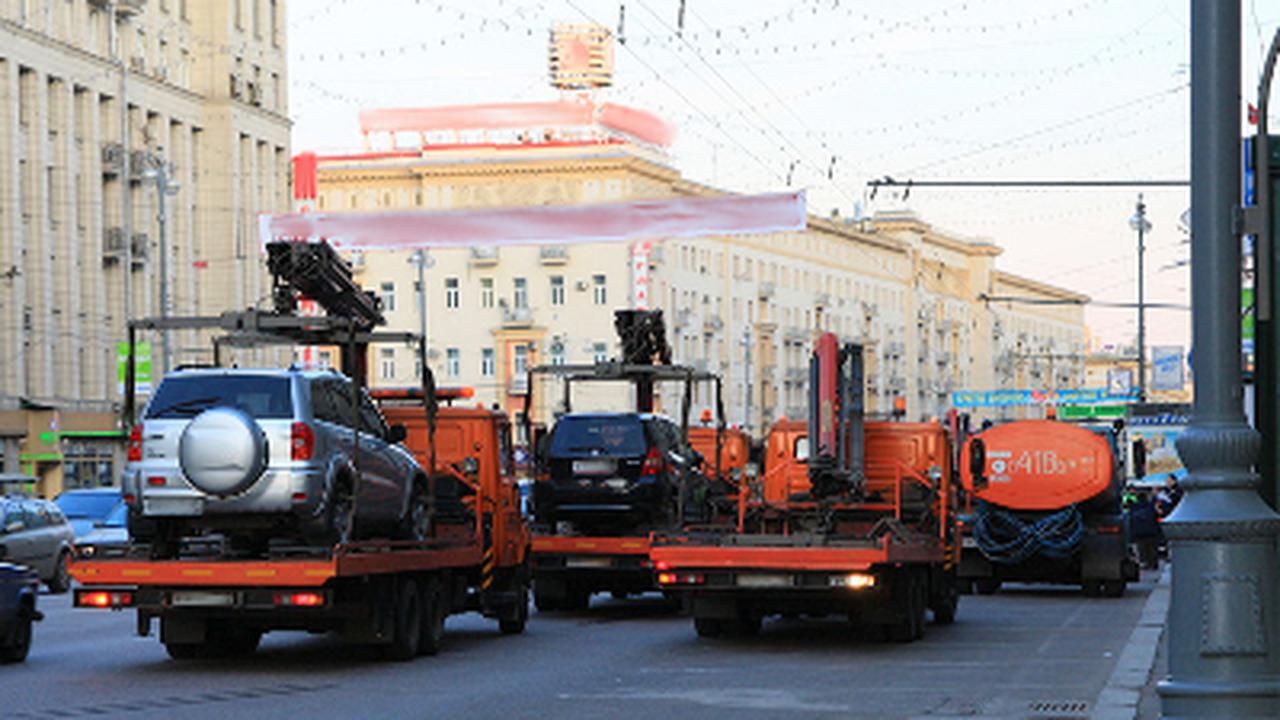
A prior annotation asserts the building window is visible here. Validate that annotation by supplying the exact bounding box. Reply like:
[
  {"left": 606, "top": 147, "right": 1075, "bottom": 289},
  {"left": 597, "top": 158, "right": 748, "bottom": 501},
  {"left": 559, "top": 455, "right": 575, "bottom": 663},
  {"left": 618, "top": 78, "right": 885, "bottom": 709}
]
[
  {"left": 446, "top": 348, "right": 460, "bottom": 377},
  {"left": 380, "top": 282, "right": 396, "bottom": 312},
  {"left": 445, "top": 277, "right": 459, "bottom": 309},
  {"left": 513, "top": 344, "right": 529, "bottom": 376},
  {"left": 380, "top": 348, "right": 395, "bottom": 380},
  {"left": 513, "top": 277, "right": 528, "bottom": 309},
  {"left": 481, "top": 348, "right": 495, "bottom": 376},
  {"left": 480, "top": 277, "right": 494, "bottom": 308},
  {"left": 550, "top": 275, "right": 565, "bottom": 306},
  {"left": 593, "top": 274, "right": 607, "bottom": 305},
  {"left": 414, "top": 356, "right": 423, "bottom": 379},
  {"left": 593, "top": 342, "right": 608, "bottom": 364}
]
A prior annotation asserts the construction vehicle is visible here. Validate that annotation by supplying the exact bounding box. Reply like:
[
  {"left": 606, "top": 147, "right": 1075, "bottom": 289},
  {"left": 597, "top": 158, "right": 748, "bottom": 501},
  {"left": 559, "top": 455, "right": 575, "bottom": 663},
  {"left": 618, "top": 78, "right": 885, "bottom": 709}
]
[
  {"left": 956, "top": 419, "right": 1137, "bottom": 597},
  {"left": 69, "top": 241, "right": 531, "bottom": 660},
  {"left": 651, "top": 333, "right": 960, "bottom": 641},
  {"left": 525, "top": 309, "right": 734, "bottom": 611}
]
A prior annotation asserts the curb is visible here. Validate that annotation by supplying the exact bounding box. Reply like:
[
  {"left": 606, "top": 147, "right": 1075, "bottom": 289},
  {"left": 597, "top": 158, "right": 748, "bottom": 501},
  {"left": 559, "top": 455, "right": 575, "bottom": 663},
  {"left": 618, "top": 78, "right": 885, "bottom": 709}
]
[{"left": 1091, "top": 567, "right": 1170, "bottom": 720}]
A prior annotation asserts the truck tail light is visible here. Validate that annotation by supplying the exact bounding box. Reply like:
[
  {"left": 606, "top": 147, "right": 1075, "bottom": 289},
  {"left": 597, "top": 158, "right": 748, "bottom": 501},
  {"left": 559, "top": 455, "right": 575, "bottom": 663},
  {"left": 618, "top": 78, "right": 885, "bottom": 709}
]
[
  {"left": 291, "top": 422, "right": 315, "bottom": 461},
  {"left": 274, "top": 592, "right": 325, "bottom": 607},
  {"left": 127, "top": 423, "right": 143, "bottom": 462},
  {"left": 641, "top": 447, "right": 664, "bottom": 476},
  {"left": 1095, "top": 524, "right": 1121, "bottom": 535},
  {"left": 829, "top": 573, "right": 877, "bottom": 590},
  {"left": 75, "top": 590, "right": 135, "bottom": 608},
  {"left": 657, "top": 572, "right": 704, "bottom": 585}
]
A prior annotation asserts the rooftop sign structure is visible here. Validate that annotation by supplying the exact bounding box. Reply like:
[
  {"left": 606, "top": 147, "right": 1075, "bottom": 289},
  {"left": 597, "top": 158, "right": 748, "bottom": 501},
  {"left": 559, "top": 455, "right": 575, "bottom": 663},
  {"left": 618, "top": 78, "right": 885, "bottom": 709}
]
[{"left": 548, "top": 23, "right": 615, "bottom": 89}]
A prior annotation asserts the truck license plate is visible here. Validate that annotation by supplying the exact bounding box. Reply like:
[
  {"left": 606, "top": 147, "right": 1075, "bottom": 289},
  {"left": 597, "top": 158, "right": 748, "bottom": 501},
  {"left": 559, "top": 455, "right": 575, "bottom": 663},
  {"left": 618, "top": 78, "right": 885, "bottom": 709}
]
[
  {"left": 170, "top": 591, "right": 236, "bottom": 608},
  {"left": 736, "top": 573, "right": 792, "bottom": 588},
  {"left": 143, "top": 497, "right": 204, "bottom": 516},
  {"left": 962, "top": 537, "right": 977, "bottom": 549},
  {"left": 565, "top": 557, "right": 613, "bottom": 569}
]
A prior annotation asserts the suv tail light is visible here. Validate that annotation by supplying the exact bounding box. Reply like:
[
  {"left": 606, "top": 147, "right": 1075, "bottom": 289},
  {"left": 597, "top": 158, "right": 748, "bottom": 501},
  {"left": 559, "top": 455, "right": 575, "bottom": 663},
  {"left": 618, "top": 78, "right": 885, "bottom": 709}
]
[
  {"left": 641, "top": 446, "right": 664, "bottom": 476},
  {"left": 291, "top": 421, "right": 315, "bottom": 461},
  {"left": 126, "top": 423, "right": 143, "bottom": 462}
]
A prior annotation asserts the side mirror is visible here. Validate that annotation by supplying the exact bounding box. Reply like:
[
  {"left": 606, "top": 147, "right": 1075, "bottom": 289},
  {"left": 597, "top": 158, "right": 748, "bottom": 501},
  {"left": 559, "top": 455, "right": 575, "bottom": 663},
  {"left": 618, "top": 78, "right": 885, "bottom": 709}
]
[
  {"left": 968, "top": 438, "right": 987, "bottom": 491},
  {"left": 387, "top": 424, "right": 408, "bottom": 444}
]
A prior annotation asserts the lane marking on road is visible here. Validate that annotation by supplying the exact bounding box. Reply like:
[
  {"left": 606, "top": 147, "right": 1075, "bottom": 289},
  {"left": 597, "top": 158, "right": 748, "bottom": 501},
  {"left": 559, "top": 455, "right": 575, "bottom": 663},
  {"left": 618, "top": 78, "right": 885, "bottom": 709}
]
[{"left": 8, "top": 681, "right": 342, "bottom": 720}]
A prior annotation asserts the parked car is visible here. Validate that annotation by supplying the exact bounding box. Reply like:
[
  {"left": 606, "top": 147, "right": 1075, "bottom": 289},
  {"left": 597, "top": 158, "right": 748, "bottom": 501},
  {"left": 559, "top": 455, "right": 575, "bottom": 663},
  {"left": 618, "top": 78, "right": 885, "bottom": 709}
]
[
  {"left": 0, "top": 562, "right": 42, "bottom": 663},
  {"left": 73, "top": 502, "right": 129, "bottom": 559},
  {"left": 54, "top": 487, "right": 123, "bottom": 539},
  {"left": 124, "top": 368, "right": 431, "bottom": 556},
  {"left": 533, "top": 412, "right": 710, "bottom": 533},
  {"left": 0, "top": 497, "right": 75, "bottom": 593}
]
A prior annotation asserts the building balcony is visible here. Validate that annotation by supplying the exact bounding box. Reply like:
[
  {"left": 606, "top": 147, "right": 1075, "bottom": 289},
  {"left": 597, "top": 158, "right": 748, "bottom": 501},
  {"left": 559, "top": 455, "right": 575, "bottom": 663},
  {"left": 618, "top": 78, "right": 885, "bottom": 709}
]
[
  {"left": 784, "top": 327, "right": 809, "bottom": 344},
  {"left": 469, "top": 246, "right": 499, "bottom": 266},
  {"left": 703, "top": 316, "right": 724, "bottom": 334},
  {"left": 758, "top": 282, "right": 776, "bottom": 299},
  {"left": 814, "top": 292, "right": 831, "bottom": 308},
  {"left": 539, "top": 245, "right": 568, "bottom": 264},
  {"left": 501, "top": 306, "right": 533, "bottom": 328},
  {"left": 347, "top": 252, "right": 366, "bottom": 274},
  {"left": 784, "top": 367, "right": 808, "bottom": 383}
]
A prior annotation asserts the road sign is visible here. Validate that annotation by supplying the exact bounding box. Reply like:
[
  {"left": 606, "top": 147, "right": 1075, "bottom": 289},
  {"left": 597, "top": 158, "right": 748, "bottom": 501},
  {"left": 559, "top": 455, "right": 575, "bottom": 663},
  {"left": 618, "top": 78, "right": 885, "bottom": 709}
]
[{"left": 116, "top": 341, "right": 152, "bottom": 395}]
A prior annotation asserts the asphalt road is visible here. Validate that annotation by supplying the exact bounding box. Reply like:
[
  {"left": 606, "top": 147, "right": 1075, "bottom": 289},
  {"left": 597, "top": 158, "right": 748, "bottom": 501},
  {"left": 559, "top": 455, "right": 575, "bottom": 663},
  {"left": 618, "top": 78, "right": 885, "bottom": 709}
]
[{"left": 3, "top": 570, "right": 1160, "bottom": 720}]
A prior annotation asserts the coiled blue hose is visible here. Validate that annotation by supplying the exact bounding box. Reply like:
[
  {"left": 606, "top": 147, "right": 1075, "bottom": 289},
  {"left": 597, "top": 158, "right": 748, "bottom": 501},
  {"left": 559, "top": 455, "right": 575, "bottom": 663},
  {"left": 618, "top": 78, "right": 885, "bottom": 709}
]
[{"left": 973, "top": 501, "right": 1085, "bottom": 565}]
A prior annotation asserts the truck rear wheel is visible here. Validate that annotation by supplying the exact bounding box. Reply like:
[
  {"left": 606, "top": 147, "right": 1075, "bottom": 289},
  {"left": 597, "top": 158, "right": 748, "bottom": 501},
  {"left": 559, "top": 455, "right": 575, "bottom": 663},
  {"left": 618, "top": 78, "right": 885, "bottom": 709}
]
[
  {"left": 418, "top": 577, "right": 446, "bottom": 656},
  {"left": 381, "top": 580, "right": 422, "bottom": 662},
  {"left": 885, "top": 570, "right": 927, "bottom": 643},
  {"left": 974, "top": 578, "right": 1001, "bottom": 595},
  {"left": 693, "top": 616, "right": 724, "bottom": 638},
  {"left": 563, "top": 585, "right": 591, "bottom": 612},
  {"left": 930, "top": 572, "right": 959, "bottom": 625},
  {"left": 534, "top": 582, "right": 563, "bottom": 612}
]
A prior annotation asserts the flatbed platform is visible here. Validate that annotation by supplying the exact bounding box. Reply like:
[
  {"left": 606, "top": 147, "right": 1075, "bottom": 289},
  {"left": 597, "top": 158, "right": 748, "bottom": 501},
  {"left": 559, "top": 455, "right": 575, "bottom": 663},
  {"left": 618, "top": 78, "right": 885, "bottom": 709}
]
[{"left": 70, "top": 540, "right": 484, "bottom": 588}]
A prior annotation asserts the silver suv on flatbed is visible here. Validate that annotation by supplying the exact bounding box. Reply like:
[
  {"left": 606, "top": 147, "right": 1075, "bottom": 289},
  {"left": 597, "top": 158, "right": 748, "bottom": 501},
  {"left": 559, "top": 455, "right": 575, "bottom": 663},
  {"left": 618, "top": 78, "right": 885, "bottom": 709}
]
[{"left": 124, "top": 367, "right": 430, "bottom": 555}]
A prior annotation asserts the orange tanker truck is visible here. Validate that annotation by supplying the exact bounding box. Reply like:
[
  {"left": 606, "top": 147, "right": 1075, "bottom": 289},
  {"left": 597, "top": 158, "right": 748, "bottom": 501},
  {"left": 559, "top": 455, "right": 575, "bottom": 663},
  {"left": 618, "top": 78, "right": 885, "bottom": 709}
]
[{"left": 957, "top": 419, "right": 1138, "bottom": 597}]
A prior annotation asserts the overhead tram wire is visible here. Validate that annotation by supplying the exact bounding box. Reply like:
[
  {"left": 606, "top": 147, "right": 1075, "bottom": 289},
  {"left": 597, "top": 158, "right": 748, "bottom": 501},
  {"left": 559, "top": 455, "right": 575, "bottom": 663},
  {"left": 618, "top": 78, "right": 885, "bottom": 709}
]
[
  {"left": 563, "top": 0, "right": 787, "bottom": 186},
  {"left": 632, "top": 1, "right": 851, "bottom": 204}
]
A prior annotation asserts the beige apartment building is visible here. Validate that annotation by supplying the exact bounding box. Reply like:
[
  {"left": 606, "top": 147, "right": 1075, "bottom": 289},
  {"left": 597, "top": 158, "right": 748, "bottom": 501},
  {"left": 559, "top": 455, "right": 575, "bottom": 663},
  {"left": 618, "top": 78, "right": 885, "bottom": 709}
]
[
  {"left": 0, "top": 0, "right": 290, "bottom": 495},
  {"left": 305, "top": 105, "right": 1087, "bottom": 437}
]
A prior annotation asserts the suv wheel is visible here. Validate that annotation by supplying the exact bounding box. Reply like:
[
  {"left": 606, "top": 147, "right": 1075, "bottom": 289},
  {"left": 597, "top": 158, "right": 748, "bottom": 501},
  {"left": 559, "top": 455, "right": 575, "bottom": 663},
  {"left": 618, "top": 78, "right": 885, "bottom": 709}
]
[
  {"left": 46, "top": 551, "right": 71, "bottom": 594},
  {"left": 401, "top": 480, "right": 431, "bottom": 542},
  {"left": 324, "top": 481, "right": 356, "bottom": 546}
]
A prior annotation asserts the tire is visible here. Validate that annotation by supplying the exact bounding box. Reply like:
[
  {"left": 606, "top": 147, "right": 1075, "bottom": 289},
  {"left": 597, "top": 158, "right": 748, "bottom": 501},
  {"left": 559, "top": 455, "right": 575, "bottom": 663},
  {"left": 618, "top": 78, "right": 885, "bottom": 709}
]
[
  {"left": 610, "top": 591, "right": 628, "bottom": 601},
  {"left": 418, "top": 578, "right": 446, "bottom": 656},
  {"left": 730, "top": 613, "right": 762, "bottom": 637},
  {"left": 693, "top": 616, "right": 723, "bottom": 638},
  {"left": 46, "top": 552, "right": 71, "bottom": 594},
  {"left": 0, "top": 604, "right": 33, "bottom": 663},
  {"left": 974, "top": 578, "right": 1001, "bottom": 595},
  {"left": 930, "top": 573, "right": 959, "bottom": 626},
  {"left": 213, "top": 628, "right": 261, "bottom": 657},
  {"left": 1101, "top": 580, "right": 1126, "bottom": 598},
  {"left": 164, "top": 642, "right": 204, "bottom": 660},
  {"left": 322, "top": 479, "right": 356, "bottom": 547},
  {"left": 534, "top": 583, "right": 563, "bottom": 613},
  {"left": 885, "top": 571, "right": 926, "bottom": 643},
  {"left": 381, "top": 581, "right": 422, "bottom": 662},
  {"left": 400, "top": 479, "right": 431, "bottom": 542},
  {"left": 1082, "top": 580, "right": 1102, "bottom": 597},
  {"left": 563, "top": 585, "right": 590, "bottom": 613}
]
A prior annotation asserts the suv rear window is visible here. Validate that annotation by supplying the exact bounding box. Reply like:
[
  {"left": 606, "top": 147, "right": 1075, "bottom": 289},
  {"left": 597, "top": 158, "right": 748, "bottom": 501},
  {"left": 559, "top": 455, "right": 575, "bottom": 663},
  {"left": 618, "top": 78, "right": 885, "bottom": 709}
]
[
  {"left": 146, "top": 376, "right": 294, "bottom": 419},
  {"left": 549, "top": 416, "right": 646, "bottom": 458}
]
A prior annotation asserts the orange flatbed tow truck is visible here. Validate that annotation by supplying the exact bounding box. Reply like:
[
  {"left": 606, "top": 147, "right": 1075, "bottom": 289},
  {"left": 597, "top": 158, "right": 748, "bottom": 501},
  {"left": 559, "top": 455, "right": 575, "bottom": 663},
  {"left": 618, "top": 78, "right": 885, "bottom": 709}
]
[
  {"left": 651, "top": 333, "right": 960, "bottom": 641},
  {"left": 70, "top": 242, "right": 530, "bottom": 661}
]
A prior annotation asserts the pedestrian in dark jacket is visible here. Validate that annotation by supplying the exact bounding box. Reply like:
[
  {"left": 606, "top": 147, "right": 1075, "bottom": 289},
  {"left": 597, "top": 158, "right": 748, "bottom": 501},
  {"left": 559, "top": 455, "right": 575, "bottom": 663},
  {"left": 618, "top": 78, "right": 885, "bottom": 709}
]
[{"left": 1126, "top": 490, "right": 1162, "bottom": 569}]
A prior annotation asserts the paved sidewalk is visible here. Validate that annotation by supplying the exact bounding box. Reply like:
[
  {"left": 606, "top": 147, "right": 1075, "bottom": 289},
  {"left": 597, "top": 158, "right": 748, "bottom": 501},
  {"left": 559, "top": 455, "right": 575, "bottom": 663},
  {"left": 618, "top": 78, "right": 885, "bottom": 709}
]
[{"left": 1093, "top": 566, "right": 1170, "bottom": 719}]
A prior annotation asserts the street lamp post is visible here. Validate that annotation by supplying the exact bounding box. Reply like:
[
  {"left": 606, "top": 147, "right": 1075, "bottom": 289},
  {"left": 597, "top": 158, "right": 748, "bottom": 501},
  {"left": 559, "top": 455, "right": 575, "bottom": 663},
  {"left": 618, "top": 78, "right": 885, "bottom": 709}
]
[
  {"left": 1158, "top": 1, "right": 1280, "bottom": 715},
  {"left": 144, "top": 160, "right": 180, "bottom": 374},
  {"left": 1130, "top": 194, "right": 1151, "bottom": 402},
  {"left": 408, "top": 249, "right": 431, "bottom": 368}
]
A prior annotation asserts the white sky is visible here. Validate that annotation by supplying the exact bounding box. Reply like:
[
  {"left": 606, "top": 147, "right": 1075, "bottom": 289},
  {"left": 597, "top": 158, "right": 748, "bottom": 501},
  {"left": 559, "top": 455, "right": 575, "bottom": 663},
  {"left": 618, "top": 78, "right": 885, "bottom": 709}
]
[{"left": 286, "top": 0, "right": 1280, "bottom": 351}]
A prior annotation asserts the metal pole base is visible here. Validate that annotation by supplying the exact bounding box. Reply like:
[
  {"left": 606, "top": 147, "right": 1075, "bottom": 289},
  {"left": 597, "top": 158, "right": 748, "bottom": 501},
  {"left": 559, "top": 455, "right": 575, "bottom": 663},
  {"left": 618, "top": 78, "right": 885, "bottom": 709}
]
[{"left": 1158, "top": 424, "right": 1280, "bottom": 717}]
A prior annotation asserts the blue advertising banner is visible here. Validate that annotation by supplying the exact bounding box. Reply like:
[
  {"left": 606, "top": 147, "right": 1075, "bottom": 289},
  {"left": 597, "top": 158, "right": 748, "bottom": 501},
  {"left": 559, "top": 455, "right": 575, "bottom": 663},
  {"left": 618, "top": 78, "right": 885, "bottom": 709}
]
[{"left": 950, "top": 388, "right": 1139, "bottom": 408}]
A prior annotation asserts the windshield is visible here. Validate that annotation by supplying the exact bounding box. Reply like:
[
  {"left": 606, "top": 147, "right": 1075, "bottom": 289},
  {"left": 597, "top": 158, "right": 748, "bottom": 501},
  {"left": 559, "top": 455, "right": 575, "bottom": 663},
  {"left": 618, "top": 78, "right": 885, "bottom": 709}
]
[
  {"left": 549, "top": 416, "right": 647, "bottom": 458},
  {"left": 101, "top": 502, "right": 127, "bottom": 528},
  {"left": 146, "top": 376, "right": 294, "bottom": 419},
  {"left": 55, "top": 492, "right": 121, "bottom": 519}
]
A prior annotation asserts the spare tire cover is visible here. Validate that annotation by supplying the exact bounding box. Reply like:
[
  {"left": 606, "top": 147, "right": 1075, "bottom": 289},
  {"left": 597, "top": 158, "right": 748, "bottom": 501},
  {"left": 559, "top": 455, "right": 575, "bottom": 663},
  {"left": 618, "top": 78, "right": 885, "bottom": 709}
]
[{"left": 179, "top": 408, "right": 268, "bottom": 497}]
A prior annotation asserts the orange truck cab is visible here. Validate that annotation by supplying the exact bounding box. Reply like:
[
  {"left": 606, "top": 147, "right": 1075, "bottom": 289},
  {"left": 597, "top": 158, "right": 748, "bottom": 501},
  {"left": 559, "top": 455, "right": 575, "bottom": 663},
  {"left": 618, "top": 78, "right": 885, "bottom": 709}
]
[
  {"left": 687, "top": 425, "right": 752, "bottom": 484},
  {"left": 374, "top": 392, "right": 530, "bottom": 579}
]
